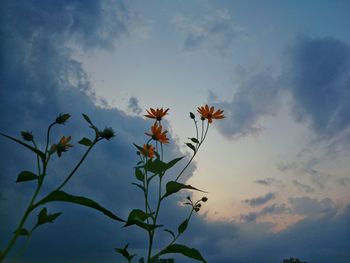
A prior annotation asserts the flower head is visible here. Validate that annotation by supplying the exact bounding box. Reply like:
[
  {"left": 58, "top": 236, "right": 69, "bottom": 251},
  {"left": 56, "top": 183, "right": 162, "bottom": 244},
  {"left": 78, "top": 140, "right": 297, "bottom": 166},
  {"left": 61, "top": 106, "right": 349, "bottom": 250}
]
[
  {"left": 50, "top": 136, "right": 73, "bottom": 157},
  {"left": 144, "top": 107, "right": 169, "bottom": 121},
  {"left": 145, "top": 123, "right": 169, "bottom": 144},
  {"left": 55, "top": 113, "right": 71, "bottom": 124},
  {"left": 140, "top": 144, "right": 156, "bottom": 159},
  {"left": 21, "top": 131, "right": 33, "bottom": 142},
  {"left": 197, "top": 104, "right": 225, "bottom": 124},
  {"left": 100, "top": 127, "right": 115, "bottom": 140}
]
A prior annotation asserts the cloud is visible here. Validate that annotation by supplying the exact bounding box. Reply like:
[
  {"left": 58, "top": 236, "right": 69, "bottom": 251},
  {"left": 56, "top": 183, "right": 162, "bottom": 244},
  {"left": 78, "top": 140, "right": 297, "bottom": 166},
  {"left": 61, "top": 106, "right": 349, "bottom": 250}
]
[
  {"left": 292, "top": 180, "right": 315, "bottom": 193},
  {"left": 289, "top": 197, "right": 338, "bottom": 218},
  {"left": 0, "top": 1, "right": 194, "bottom": 262},
  {"left": 255, "top": 177, "right": 276, "bottom": 186},
  {"left": 212, "top": 68, "right": 280, "bottom": 138},
  {"left": 284, "top": 36, "right": 350, "bottom": 139},
  {"left": 174, "top": 9, "right": 244, "bottom": 55},
  {"left": 338, "top": 177, "right": 350, "bottom": 186},
  {"left": 127, "top": 96, "right": 142, "bottom": 115},
  {"left": 244, "top": 192, "right": 276, "bottom": 207},
  {"left": 241, "top": 203, "right": 290, "bottom": 222}
]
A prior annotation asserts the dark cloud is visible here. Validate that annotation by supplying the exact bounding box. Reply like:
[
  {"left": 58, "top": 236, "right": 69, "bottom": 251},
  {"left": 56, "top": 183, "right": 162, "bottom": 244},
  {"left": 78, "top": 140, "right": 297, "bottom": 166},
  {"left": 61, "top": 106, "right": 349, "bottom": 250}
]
[
  {"left": 212, "top": 69, "right": 279, "bottom": 138},
  {"left": 0, "top": 1, "right": 194, "bottom": 262},
  {"left": 284, "top": 36, "right": 350, "bottom": 139},
  {"left": 255, "top": 177, "right": 276, "bottom": 186},
  {"left": 241, "top": 203, "right": 290, "bottom": 222},
  {"left": 127, "top": 96, "right": 142, "bottom": 115},
  {"left": 337, "top": 177, "right": 350, "bottom": 186},
  {"left": 244, "top": 192, "right": 276, "bottom": 207},
  {"left": 292, "top": 180, "right": 315, "bottom": 193},
  {"left": 174, "top": 9, "right": 244, "bottom": 55},
  {"left": 289, "top": 197, "right": 337, "bottom": 218}
]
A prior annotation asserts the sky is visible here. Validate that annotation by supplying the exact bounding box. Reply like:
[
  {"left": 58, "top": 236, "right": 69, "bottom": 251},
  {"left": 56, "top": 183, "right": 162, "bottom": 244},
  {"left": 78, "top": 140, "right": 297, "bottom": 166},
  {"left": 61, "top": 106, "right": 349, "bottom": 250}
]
[{"left": 0, "top": 0, "right": 349, "bottom": 262}]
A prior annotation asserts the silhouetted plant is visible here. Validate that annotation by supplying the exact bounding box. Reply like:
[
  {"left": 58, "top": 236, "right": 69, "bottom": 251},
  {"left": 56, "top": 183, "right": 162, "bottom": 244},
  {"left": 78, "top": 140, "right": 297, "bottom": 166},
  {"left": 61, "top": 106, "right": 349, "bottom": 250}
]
[
  {"left": 116, "top": 105, "right": 224, "bottom": 263},
  {"left": 0, "top": 113, "right": 124, "bottom": 262}
]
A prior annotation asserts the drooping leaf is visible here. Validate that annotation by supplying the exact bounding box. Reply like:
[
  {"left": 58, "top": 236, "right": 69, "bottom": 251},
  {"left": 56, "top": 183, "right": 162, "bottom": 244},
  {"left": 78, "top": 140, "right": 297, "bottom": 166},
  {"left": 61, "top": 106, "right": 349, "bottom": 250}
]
[
  {"left": 13, "top": 228, "right": 30, "bottom": 236},
  {"left": 78, "top": 137, "right": 92, "bottom": 146},
  {"left": 186, "top": 143, "right": 196, "bottom": 152},
  {"left": 178, "top": 219, "right": 188, "bottom": 234},
  {"left": 153, "top": 244, "right": 207, "bottom": 263},
  {"left": 164, "top": 181, "right": 206, "bottom": 198},
  {"left": 35, "top": 207, "right": 62, "bottom": 228},
  {"left": 0, "top": 132, "right": 45, "bottom": 160},
  {"left": 189, "top": 137, "right": 199, "bottom": 144},
  {"left": 16, "top": 171, "right": 38, "bottom": 182},
  {"left": 164, "top": 229, "right": 175, "bottom": 240},
  {"left": 32, "top": 190, "right": 124, "bottom": 222},
  {"left": 166, "top": 157, "right": 184, "bottom": 170},
  {"left": 115, "top": 244, "right": 135, "bottom": 262},
  {"left": 135, "top": 168, "right": 144, "bottom": 181}
]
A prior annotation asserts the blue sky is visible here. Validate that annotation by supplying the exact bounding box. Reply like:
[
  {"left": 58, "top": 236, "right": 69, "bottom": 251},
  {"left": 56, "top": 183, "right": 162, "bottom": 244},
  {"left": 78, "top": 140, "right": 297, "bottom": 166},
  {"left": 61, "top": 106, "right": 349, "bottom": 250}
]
[{"left": 1, "top": 1, "right": 350, "bottom": 262}]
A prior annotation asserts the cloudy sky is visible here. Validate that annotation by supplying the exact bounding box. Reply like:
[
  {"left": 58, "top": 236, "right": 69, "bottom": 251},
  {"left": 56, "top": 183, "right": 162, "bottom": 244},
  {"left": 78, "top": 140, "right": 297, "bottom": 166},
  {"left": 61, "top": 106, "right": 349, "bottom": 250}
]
[{"left": 1, "top": 0, "right": 350, "bottom": 262}]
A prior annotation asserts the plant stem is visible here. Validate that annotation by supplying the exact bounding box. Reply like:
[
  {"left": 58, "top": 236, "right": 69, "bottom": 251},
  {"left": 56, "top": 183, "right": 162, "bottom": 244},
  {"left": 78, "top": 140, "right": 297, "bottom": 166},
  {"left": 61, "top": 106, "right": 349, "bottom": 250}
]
[{"left": 55, "top": 139, "right": 98, "bottom": 191}]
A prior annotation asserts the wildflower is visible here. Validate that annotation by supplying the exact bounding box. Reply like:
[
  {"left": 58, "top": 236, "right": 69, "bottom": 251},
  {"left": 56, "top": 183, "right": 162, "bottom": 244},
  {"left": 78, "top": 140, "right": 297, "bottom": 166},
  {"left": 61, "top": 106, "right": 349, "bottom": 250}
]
[
  {"left": 197, "top": 104, "right": 224, "bottom": 124},
  {"left": 144, "top": 107, "right": 169, "bottom": 121},
  {"left": 21, "top": 131, "right": 33, "bottom": 142},
  {"left": 140, "top": 144, "right": 156, "bottom": 159},
  {"left": 55, "top": 113, "right": 71, "bottom": 124},
  {"left": 50, "top": 136, "right": 73, "bottom": 157},
  {"left": 145, "top": 123, "right": 169, "bottom": 144}
]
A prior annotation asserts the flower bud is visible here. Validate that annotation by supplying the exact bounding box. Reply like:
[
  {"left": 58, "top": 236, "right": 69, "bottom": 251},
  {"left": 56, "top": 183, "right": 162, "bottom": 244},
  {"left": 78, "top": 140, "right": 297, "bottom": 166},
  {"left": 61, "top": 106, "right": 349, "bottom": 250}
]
[
  {"left": 190, "top": 112, "right": 195, "bottom": 119},
  {"left": 21, "top": 131, "right": 33, "bottom": 142},
  {"left": 201, "top": 196, "right": 208, "bottom": 202},
  {"left": 194, "top": 207, "right": 200, "bottom": 212},
  {"left": 56, "top": 113, "right": 71, "bottom": 124},
  {"left": 100, "top": 127, "right": 115, "bottom": 140}
]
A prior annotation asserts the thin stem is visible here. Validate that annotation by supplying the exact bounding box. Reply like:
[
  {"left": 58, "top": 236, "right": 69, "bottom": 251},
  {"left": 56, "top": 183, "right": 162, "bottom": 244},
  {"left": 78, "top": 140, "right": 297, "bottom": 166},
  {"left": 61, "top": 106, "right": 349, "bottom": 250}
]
[
  {"left": 44, "top": 123, "right": 55, "bottom": 157},
  {"left": 55, "top": 139, "right": 99, "bottom": 191},
  {"left": 32, "top": 140, "right": 41, "bottom": 177},
  {"left": 175, "top": 122, "right": 209, "bottom": 182}
]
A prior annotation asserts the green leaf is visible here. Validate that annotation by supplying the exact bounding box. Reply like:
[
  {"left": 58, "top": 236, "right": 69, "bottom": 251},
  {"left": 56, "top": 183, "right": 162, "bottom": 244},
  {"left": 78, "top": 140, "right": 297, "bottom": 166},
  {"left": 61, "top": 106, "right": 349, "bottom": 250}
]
[
  {"left": 186, "top": 143, "right": 196, "bottom": 152},
  {"left": 178, "top": 219, "right": 188, "bottom": 234},
  {"left": 153, "top": 244, "right": 207, "bottom": 263},
  {"left": 13, "top": 228, "right": 30, "bottom": 236},
  {"left": 35, "top": 207, "right": 62, "bottom": 227},
  {"left": 125, "top": 209, "right": 153, "bottom": 227},
  {"left": 144, "top": 157, "right": 184, "bottom": 176},
  {"left": 164, "top": 229, "right": 175, "bottom": 240},
  {"left": 78, "top": 137, "right": 92, "bottom": 146},
  {"left": 166, "top": 157, "right": 184, "bottom": 170},
  {"left": 189, "top": 137, "right": 199, "bottom": 144},
  {"left": 32, "top": 190, "right": 125, "bottom": 222},
  {"left": 115, "top": 244, "right": 135, "bottom": 262},
  {"left": 0, "top": 132, "right": 45, "bottom": 160},
  {"left": 133, "top": 143, "right": 144, "bottom": 152},
  {"left": 82, "top": 114, "right": 93, "bottom": 125},
  {"left": 124, "top": 209, "right": 161, "bottom": 231},
  {"left": 16, "top": 171, "right": 38, "bottom": 182},
  {"left": 135, "top": 168, "right": 144, "bottom": 181},
  {"left": 164, "top": 181, "right": 206, "bottom": 198}
]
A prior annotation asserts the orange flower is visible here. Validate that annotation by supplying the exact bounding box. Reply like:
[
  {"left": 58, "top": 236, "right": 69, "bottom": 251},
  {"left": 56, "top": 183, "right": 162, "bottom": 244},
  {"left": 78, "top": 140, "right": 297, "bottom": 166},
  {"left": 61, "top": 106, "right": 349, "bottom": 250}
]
[
  {"left": 145, "top": 123, "right": 169, "bottom": 144},
  {"left": 144, "top": 107, "right": 169, "bottom": 121},
  {"left": 140, "top": 144, "right": 156, "bottom": 159},
  {"left": 50, "top": 136, "right": 73, "bottom": 157},
  {"left": 197, "top": 104, "right": 225, "bottom": 124}
]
